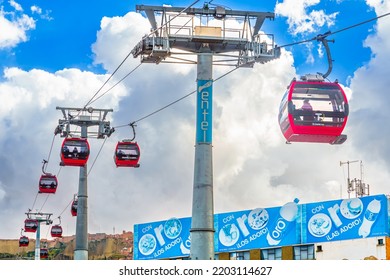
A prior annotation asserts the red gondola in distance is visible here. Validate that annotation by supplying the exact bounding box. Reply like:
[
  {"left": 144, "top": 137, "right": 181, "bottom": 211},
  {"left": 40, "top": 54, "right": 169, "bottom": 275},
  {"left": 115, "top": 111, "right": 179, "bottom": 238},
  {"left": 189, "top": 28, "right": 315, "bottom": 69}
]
[
  {"left": 24, "top": 219, "right": 38, "bottom": 233},
  {"left": 114, "top": 141, "right": 140, "bottom": 168},
  {"left": 61, "top": 137, "right": 90, "bottom": 166},
  {"left": 40, "top": 248, "right": 49, "bottom": 259},
  {"left": 278, "top": 75, "right": 349, "bottom": 145},
  {"left": 19, "top": 236, "right": 29, "bottom": 247},
  {"left": 71, "top": 199, "right": 78, "bottom": 217},
  {"left": 39, "top": 174, "right": 58, "bottom": 194},
  {"left": 51, "top": 225, "right": 63, "bottom": 238}
]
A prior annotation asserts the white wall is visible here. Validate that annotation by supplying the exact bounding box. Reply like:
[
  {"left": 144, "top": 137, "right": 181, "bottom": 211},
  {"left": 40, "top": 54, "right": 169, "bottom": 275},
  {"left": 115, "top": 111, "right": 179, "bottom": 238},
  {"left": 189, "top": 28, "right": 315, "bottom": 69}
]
[{"left": 315, "top": 237, "right": 386, "bottom": 260}]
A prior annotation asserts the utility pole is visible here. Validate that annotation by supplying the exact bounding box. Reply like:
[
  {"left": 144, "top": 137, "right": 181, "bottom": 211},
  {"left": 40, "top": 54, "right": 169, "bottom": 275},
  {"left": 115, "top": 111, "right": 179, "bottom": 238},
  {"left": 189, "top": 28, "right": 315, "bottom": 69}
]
[
  {"left": 56, "top": 106, "right": 113, "bottom": 260},
  {"left": 132, "top": 4, "right": 280, "bottom": 260},
  {"left": 25, "top": 212, "right": 52, "bottom": 260}
]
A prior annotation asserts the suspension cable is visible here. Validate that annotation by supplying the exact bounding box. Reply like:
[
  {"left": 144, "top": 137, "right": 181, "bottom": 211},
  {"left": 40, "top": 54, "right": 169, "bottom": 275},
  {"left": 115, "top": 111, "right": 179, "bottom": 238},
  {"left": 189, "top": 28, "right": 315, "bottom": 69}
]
[
  {"left": 86, "top": 63, "right": 142, "bottom": 107},
  {"left": 83, "top": 0, "right": 201, "bottom": 108},
  {"left": 87, "top": 137, "right": 108, "bottom": 176},
  {"left": 278, "top": 11, "right": 390, "bottom": 49},
  {"left": 114, "top": 66, "right": 240, "bottom": 128}
]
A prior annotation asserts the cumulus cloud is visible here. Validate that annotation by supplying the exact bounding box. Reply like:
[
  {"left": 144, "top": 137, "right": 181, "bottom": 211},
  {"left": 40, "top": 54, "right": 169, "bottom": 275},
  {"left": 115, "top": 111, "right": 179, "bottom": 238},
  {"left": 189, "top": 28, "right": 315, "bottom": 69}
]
[
  {"left": 347, "top": 0, "right": 390, "bottom": 165},
  {"left": 275, "top": 0, "right": 338, "bottom": 35},
  {"left": 0, "top": 2, "right": 35, "bottom": 49},
  {"left": 9, "top": 0, "right": 23, "bottom": 12},
  {"left": 0, "top": 66, "right": 127, "bottom": 237}
]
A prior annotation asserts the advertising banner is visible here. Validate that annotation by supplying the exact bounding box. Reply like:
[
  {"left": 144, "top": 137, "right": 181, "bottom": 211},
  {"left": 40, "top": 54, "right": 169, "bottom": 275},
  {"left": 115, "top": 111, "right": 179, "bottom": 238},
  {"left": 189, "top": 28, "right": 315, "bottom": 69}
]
[
  {"left": 215, "top": 199, "right": 300, "bottom": 252},
  {"left": 134, "top": 194, "right": 389, "bottom": 259},
  {"left": 134, "top": 217, "right": 191, "bottom": 260},
  {"left": 302, "top": 194, "right": 389, "bottom": 243}
]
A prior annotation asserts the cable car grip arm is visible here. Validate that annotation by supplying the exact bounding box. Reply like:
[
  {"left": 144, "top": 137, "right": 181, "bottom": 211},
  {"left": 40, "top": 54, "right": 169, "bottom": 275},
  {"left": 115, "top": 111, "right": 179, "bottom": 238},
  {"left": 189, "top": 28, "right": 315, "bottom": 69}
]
[{"left": 315, "top": 31, "right": 335, "bottom": 79}]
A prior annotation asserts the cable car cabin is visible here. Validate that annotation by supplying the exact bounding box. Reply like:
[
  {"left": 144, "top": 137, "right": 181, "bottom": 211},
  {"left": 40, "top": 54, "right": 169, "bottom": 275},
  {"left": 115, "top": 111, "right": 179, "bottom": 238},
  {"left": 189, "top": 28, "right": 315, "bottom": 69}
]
[
  {"left": 19, "top": 236, "right": 29, "bottom": 247},
  {"left": 279, "top": 76, "right": 349, "bottom": 145},
  {"left": 24, "top": 219, "right": 38, "bottom": 233},
  {"left": 39, "top": 174, "right": 58, "bottom": 194},
  {"left": 114, "top": 141, "right": 140, "bottom": 168},
  {"left": 40, "top": 248, "right": 49, "bottom": 259},
  {"left": 61, "top": 138, "right": 90, "bottom": 166},
  {"left": 51, "top": 225, "right": 63, "bottom": 238},
  {"left": 71, "top": 200, "right": 78, "bottom": 217}
]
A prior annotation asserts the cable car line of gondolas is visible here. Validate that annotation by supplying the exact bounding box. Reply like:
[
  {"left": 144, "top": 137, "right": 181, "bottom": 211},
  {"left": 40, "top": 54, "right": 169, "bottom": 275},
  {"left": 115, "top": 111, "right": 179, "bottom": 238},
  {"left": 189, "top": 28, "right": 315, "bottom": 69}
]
[{"left": 19, "top": 11, "right": 390, "bottom": 246}]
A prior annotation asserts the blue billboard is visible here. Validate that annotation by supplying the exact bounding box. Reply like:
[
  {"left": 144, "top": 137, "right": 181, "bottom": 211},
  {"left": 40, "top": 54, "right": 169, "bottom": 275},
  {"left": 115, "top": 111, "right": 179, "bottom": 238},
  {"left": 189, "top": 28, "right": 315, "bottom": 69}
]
[
  {"left": 134, "top": 217, "right": 191, "bottom": 260},
  {"left": 302, "top": 194, "right": 389, "bottom": 243},
  {"left": 215, "top": 198, "right": 300, "bottom": 252},
  {"left": 133, "top": 194, "right": 389, "bottom": 260}
]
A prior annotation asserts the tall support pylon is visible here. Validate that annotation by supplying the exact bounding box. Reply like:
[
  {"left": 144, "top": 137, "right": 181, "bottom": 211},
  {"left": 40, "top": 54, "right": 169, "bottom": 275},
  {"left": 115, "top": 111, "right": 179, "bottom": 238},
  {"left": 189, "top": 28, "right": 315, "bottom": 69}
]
[
  {"left": 56, "top": 106, "right": 113, "bottom": 260},
  {"left": 25, "top": 212, "right": 52, "bottom": 260},
  {"left": 132, "top": 4, "right": 280, "bottom": 260},
  {"left": 191, "top": 51, "right": 215, "bottom": 259}
]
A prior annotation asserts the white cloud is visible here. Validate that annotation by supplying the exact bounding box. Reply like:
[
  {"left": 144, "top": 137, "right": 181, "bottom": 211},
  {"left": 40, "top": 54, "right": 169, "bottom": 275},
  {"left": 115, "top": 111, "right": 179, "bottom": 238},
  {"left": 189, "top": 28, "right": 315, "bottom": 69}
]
[
  {"left": 0, "top": 6, "right": 35, "bottom": 49},
  {"left": 30, "top": 5, "right": 42, "bottom": 15},
  {"left": 0, "top": 182, "right": 6, "bottom": 201},
  {"left": 9, "top": 0, "right": 23, "bottom": 12},
  {"left": 346, "top": 0, "right": 390, "bottom": 165},
  {"left": 275, "top": 0, "right": 338, "bottom": 35}
]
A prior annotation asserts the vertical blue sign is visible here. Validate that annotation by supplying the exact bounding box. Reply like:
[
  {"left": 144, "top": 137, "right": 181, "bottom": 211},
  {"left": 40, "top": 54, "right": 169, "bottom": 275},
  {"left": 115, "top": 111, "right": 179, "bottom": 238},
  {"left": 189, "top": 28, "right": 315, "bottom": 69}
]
[
  {"left": 302, "top": 194, "right": 389, "bottom": 243},
  {"left": 196, "top": 79, "right": 213, "bottom": 143}
]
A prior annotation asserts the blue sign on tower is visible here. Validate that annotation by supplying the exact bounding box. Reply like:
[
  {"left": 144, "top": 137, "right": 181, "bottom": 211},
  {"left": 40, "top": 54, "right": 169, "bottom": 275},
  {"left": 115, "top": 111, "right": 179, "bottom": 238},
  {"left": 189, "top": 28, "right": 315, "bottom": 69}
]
[{"left": 196, "top": 80, "right": 213, "bottom": 143}]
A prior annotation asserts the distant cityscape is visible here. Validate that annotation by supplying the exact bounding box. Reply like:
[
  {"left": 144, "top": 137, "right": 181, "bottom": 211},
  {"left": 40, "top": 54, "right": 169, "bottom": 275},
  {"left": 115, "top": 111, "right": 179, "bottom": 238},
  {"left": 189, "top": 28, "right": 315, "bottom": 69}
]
[{"left": 0, "top": 231, "right": 134, "bottom": 260}]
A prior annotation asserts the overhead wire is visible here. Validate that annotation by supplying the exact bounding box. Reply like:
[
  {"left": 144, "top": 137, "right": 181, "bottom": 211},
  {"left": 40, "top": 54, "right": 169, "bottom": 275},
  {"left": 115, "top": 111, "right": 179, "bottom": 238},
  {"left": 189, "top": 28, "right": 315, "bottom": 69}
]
[
  {"left": 23, "top": 1, "right": 204, "bottom": 234},
  {"left": 278, "top": 11, "right": 390, "bottom": 49},
  {"left": 83, "top": 0, "right": 201, "bottom": 108}
]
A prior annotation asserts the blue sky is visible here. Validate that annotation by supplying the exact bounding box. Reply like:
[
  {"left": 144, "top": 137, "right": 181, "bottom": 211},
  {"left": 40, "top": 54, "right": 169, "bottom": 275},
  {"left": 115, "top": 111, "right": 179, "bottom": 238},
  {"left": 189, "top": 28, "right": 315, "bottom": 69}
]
[
  {"left": 1, "top": 0, "right": 390, "bottom": 240},
  {"left": 1, "top": 0, "right": 377, "bottom": 82}
]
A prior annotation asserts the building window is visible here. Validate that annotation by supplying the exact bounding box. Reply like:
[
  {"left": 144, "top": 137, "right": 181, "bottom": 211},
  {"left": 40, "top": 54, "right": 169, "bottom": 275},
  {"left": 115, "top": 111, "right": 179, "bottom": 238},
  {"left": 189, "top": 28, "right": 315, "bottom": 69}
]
[
  {"left": 261, "top": 248, "right": 282, "bottom": 260},
  {"left": 230, "top": 251, "right": 250, "bottom": 260},
  {"left": 294, "top": 245, "right": 315, "bottom": 260},
  {"left": 377, "top": 239, "right": 384, "bottom": 246},
  {"left": 316, "top": 245, "right": 323, "bottom": 252}
]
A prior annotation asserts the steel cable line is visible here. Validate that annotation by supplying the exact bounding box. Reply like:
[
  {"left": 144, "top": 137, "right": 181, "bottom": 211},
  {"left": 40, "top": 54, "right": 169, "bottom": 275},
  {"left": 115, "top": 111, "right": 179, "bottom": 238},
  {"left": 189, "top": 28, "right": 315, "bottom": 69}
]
[
  {"left": 278, "top": 11, "right": 390, "bottom": 48},
  {"left": 111, "top": 12, "right": 390, "bottom": 129},
  {"left": 59, "top": 0, "right": 203, "bottom": 176},
  {"left": 87, "top": 137, "right": 108, "bottom": 176},
  {"left": 114, "top": 66, "right": 240, "bottom": 129},
  {"left": 86, "top": 63, "right": 142, "bottom": 107},
  {"left": 83, "top": 0, "right": 201, "bottom": 109}
]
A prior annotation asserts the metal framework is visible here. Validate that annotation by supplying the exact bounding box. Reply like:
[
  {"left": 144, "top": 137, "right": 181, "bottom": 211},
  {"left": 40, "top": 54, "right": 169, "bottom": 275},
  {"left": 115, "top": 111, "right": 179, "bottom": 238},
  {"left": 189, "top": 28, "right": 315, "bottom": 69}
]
[
  {"left": 132, "top": 5, "right": 280, "bottom": 67},
  {"left": 340, "top": 160, "right": 370, "bottom": 198},
  {"left": 132, "top": 4, "right": 280, "bottom": 260},
  {"left": 56, "top": 106, "right": 113, "bottom": 260}
]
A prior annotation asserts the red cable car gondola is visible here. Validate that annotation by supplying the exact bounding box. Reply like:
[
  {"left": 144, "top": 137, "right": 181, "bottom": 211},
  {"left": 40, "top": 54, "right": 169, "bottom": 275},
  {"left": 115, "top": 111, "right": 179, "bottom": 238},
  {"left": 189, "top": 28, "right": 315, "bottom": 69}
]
[
  {"left": 114, "top": 141, "right": 141, "bottom": 168},
  {"left": 24, "top": 219, "right": 38, "bottom": 233},
  {"left": 40, "top": 248, "right": 49, "bottom": 259},
  {"left": 278, "top": 74, "right": 349, "bottom": 145},
  {"left": 60, "top": 137, "right": 90, "bottom": 166},
  {"left": 19, "top": 236, "right": 29, "bottom": 247},
  {"left": 71, "top": 198, "right": 78, "bottom": 217},
  {"left": 39, "top": 174, "right": 58, "bottom": 194},
  {"left": 50, "top": 225, "right": 63, "bottom": 238}
]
